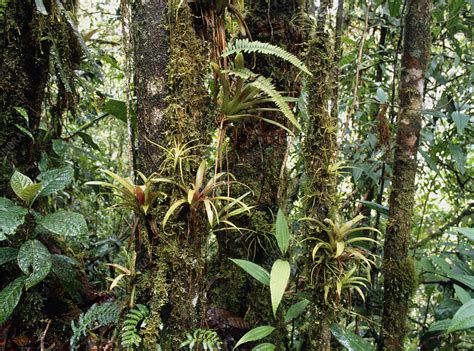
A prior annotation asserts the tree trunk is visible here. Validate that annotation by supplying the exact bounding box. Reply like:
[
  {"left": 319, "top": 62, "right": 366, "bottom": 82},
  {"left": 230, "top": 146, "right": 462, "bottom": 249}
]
[
  {"left": 379, "top": 0, "right": 432, "bottom": 349},
  {"left": 0, "top": 0, "right": 51, "bottom": 194},
  {"left": 301, "top": 0, "right": 338, "bottom": 349},
  {"left": 131, "top": 0, "right": 213, "bottom": 347},
  {"left": 207, "top": 1, "right": 307, "bottom": 344}
]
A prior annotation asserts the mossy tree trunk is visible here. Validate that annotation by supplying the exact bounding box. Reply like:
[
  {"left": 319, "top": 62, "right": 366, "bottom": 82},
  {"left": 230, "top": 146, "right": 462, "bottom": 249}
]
[
  {"left": 0, "top": 0, "right": 51, "bottom": 194},
  {"left": 131, "top": 0, "right": 213, "bottom": 347},
  {"left": 301, "top": 0, "right": 338, "bottom": 349},
  {"left": 379, "top": 0, "right": 432, "bottom": 349},
  {"left": 207, "top": 1, "right": 307, "bottom": 345}
]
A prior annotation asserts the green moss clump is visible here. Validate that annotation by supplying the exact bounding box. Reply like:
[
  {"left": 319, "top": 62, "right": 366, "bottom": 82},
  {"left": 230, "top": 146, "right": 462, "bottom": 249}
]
[{"left": 382, "top": 257, "right": 417, "bottom": 300}]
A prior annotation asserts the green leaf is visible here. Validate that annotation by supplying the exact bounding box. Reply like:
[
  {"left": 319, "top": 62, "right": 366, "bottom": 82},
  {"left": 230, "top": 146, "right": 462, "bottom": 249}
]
[
  {"left": 330, "top": 323, "right": 375, "bottom": 351},
  {"left": 0, "top": 247, "right": 19, "bottom": 266},
  {"left": 284, "top": 299, "right": 310, "bottom": 323},
  {"left": 222, "top": 39, "right": 311, "bottom": 76},
  {"left": 18, "top": 239, "right": 52, "bottom": 289},
  {"left": 36, "top": 167, "right": 74, "bottom": 197},
  {"left": 454, "top": 284, "right": 471, "bottom": 304},
  {"left": 448, "top": 144, "right": 466, "bottom": 174},
  {"left": 0, "top": 277, "right": 25, "bottom": 325},
  {"left": 358, "top": 200, "right": 389, "bottom": 215},
  {"left": 270, "top": 259, "right": 290, "bottom": 316},
  {"left": 448, "top": 274, "right": 474, "bottom": 290},
  {"left": 448, "top": 299, "right": 474, "bottom": 332},
  {"left": 375, "top": 87, "right": 388, "bottom": 103},
  {"left": 14, "top": 107, "right": 29, "bottom": 123},
  {"left": 51, "top": 254, "right": 77, "bottom": 283},
  {"left": 0, "top": 197, "right": 28, "bottom": 240},
  {"left": 275, "top": 209, "right": 290, "bottom": 255},
  {"left": 15, "top": 124, "right": 34, "bottom": 141},
  {"left": 10, "top": 170, "right": 42, "bottom": 203},
  {"left": 451, "top": 111, "right": 470, "bottom": 134},
  {"left": 453, "top": 227, "right": 474, "bottom": 242},
  {"left": 252, "top": 343, "right": 276, "bottom": 351},
  {"left": 34, "top": 0, "right": 48, "bottom": 15},
  {"left": 233, "top": 326, "right": 275, "bottom": 350},
  {"left": 37, "top": 211, "right": 88, "bottom": 237},
  {"left": 230, "top": 258, "right": 270, "bottom": 285},
  {"left": 103, "top": 99, "right": 127, "bottom": 122},
  {"left": 428, "top": 319, "right": 451, "bottom": 332}
]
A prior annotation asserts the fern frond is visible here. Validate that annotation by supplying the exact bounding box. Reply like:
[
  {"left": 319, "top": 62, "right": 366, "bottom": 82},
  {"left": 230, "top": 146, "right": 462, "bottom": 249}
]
[
  {"left": 179, "top": 329, "right": 222, "bottom": 350},
  {"left": 70, "top": 302, "right": 121, "bottom": 350},
  {"left": 121, "top": 304, "right": 149, "bottom": 350},
  {"left": 225, "top": 68, "right": 301, "bottom": 131},
  {"left": 222, "top": 39, "right": 312, "bottom": 76}
]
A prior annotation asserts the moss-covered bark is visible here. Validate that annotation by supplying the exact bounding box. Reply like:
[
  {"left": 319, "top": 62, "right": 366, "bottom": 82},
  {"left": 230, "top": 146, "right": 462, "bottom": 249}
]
[
  {"left": 379, "top": 1, "right": 432, "bottom": 349},
  {"left": 0, "top": 0, "right": 51, "bottom": 194},
  {"left": 131, "top": 0, "right": 213, "bottom": 347},
  {"left": 300, "top": 1, "right": 338, "bottom": 349},
  {"left": 207, "top": 1, "right": 307, "bottom": 345}
]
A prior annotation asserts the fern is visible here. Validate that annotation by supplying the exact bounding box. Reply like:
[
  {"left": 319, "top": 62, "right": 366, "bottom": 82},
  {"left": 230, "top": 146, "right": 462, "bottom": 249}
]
[
  {"left": 225, "top": 68, "right": 302, "bottom": 131},
  {"left": 70, "top": 302, "right": 121, "bottom": 350},
  {"left": 179, "top": 329, "right": 222, "bottom": 350},
  {"left": 121, "top": 304, "right": 149, "bottom": 350},
  {"left": 222, "top": 39, "right": 312, "bottom": 76}
]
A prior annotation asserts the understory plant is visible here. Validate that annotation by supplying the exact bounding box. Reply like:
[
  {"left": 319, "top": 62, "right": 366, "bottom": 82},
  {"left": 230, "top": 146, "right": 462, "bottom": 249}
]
[{"left": 0, "top": 167, "right": 87, "bottom": 324}]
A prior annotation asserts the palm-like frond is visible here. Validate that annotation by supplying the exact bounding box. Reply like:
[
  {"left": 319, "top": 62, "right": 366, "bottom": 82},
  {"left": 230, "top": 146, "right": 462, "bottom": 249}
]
[{"left": 222, "top": 39, "right": 312, "bottom": 76}]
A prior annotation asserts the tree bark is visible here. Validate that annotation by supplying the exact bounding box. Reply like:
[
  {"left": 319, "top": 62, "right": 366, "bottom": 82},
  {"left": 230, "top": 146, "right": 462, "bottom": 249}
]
[
  {"left": 379, "top": 0, "right": 432, "bottom": 349},
  {"left": 0, "top": 0, "right": 51, "bottom": 194},
  {"left": 207, "top": 2, "right": 307, "bottom": 344},
  {"left": 301, "top": 0, "right": 338, "bottom": 349},
  {"left": 131, "top": 0, "right": 213, "bottom": 347}
]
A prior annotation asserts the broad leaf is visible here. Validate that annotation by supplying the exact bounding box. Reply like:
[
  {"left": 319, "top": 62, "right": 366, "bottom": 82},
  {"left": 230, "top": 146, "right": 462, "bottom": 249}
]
[
  {"left": 284, "top": 299, "right": 310, "bottom": 323},
  {"left": 36, "top": 167, "right": 74, "bottom": 198},
  {"left": 448, "top": 274, "right": 474, "bottom": 290},
  {"left": 448, "top": 299, "right": 474, "bottom": 332},
  {"left": 451, "top": 111, "right": 470, "bottom": 134},
  {"left": 270, "top": 259, "right": 290, "bottom": 316},
  {"left": 454, "top": 227, "right": 474, "bottom": 242},
  {"left": 358, "top": 200, "right": 389, "bottom": 215},
  {"left": 103, "top": 99, "right": 127, "bottom": 122},
  {"left": 18, "top": 240, "right": 52, "bottom": 289},
  {"left": 330, "top": 323, "right": 375, "bottom": 351},
  {"left": 10, "top": 171, "right": 41, "bottom": 203},
  {"left": 34, "top": 0, "right": 48, "bottom": 15},
  {"left": 0, "top": 247, "right": 19, "bottom": 266},
  {"left": 428, "top": 319, "right": 451, "bottom": 332},
  {"left": 0, "top": 277, "right": 25, "bottom": 325},
  {"left": 0, "top": 197, "right": 28, "bottom": 240},
  {"left": 234, "top": 326, "right": 275, "bottom": 350},
  {"left": 37, "top": 211, "right": 88, "bottom": 237},
  {"left": 448, "top": 144, "right": 466, "bottom": 174},
  {"left": 252, "top": 343, "right": 276, "bottom": 351},
  {"left": 275, "top": 209, "right": 290, "bottom": 255},
  {"left": 454, "top": 284, "right": 471, "bottom": 304},
  {"left": 230, "top": 258, "right": 270, "bottom": 286},
  {"left": 375, "top": 87, "right": 388, "bottom": 103}
]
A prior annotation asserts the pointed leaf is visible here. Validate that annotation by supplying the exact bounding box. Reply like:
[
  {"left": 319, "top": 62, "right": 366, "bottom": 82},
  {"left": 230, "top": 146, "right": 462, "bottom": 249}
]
[
  {"left": 234, "top": 326, "right": 275, "bottom": 350},
  {"left": 37, "top": 211, "right": 88, "bottom": 237},
  {"left": 18, "top": 240, "right": 52, "bottom": 289},
  {"left": 0, "top": 198, "right": 28, "bottom": 240},
  {"left": 284, "top": 299, "right": 310, "bottom": 323},
  {"left": 270, "top": 259, "right": 290, "bottom": 316},
  {"left": 252, "top": 343, "right": 276, "bottom": 351},
  {"left": 36, "top": 167, "right": 74, "bottom": 197},
  {"left": 230, "top": 258, "right": 270, "bottom": 285},
  {"left": 330, "top": 323, "right": 375, "bottom": 351},
  {"left": 0, "top": 277, "right": 25, "bottom": 325},
  {"left": 275, "top": 209, "right": 290, "bottom": 255},
  {"left": 454, "top": 284, "right": 471, "bottom": 304},
  {"left": 448, "top": 299, "right": 474, "bottom": 332}
]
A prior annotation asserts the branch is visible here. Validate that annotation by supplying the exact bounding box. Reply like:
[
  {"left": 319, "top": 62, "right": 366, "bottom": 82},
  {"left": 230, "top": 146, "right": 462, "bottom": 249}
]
[
  {"left": 414, "top": 203, "right": 474, "bottom": 248},
  {"left": 63, "top": 112, "right": 110, "bottom": 140}
]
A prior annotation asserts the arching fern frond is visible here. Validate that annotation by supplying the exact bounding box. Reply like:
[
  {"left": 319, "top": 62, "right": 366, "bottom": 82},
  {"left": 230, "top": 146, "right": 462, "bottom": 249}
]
[
  {"left": 121, "top": 304, "right": 149, "bottom": 350},
  {"left": 70, "top": 302, "right": 121, "bottom": 350},
  {"left": 222, "top": 39, "right": 312, "bottom": 76},
  {"left": 225, "top": 68, "right": 302, "bottom": 131}
]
